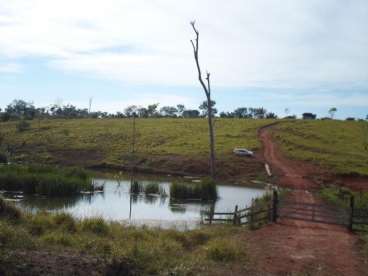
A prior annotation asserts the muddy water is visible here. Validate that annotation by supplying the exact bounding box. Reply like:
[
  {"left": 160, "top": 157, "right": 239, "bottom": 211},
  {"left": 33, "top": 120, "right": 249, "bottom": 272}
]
[{"left": 3, "top": 177, "right": 265, "bottom": 229}]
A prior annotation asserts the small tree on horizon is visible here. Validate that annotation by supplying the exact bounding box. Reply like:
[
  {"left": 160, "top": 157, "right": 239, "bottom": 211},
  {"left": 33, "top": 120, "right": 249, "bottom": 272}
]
[{"left": 328, "top": 107, "right": 337, "bottom": 119}]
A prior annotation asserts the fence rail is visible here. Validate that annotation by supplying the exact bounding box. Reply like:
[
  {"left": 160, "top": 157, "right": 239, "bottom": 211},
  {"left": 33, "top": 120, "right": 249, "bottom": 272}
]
[
  {"left": 205, "top": 191, "right": 277, "bottom": 226},
  {"left": 205, "top": 190, "right": 368, "bottom": 232}
]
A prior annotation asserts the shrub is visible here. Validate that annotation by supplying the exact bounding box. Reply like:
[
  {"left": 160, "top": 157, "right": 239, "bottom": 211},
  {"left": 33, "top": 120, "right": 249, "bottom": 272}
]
[{"left": 81, "top": 217, "right": 109, "bottom": 235}]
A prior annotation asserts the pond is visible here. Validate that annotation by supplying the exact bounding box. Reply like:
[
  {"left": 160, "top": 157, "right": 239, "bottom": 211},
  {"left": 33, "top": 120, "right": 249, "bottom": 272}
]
[{"left": 2, "top": 176, "right": 265, "bottom": 229}]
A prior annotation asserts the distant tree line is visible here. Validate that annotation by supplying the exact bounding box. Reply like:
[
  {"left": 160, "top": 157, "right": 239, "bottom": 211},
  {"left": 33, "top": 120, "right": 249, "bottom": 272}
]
[
  {"left": 0, "top": 99, "right": 279, "bottom": 121},
  {"left": 1, "top": 99, "right": 367, "bottom": 122}
]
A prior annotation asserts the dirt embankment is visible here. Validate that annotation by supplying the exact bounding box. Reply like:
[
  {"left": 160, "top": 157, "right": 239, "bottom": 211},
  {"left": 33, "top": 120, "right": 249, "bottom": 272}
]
[
  {"left": 248, "top": 125, "right": 368, "bottom": 276},
  {"left": 46, "top": 147, "right": 267, "bottom": 183}
]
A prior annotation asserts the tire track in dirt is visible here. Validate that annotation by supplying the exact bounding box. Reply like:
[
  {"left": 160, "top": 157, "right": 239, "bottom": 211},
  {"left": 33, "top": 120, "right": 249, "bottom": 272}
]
[{"left": 248, "top": 124, "right": 367, "bottom": 276}]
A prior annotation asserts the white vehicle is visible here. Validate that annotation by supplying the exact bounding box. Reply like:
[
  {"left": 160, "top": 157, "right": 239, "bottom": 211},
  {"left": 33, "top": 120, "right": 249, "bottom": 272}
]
[{"left": 233, "top": 148, "right": 254, "bottom": 157}]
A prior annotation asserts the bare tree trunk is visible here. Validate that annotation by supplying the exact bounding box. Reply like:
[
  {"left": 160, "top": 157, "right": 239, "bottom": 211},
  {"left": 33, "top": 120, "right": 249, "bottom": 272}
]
[{"left": 190, "top": 21, "right": 216, "bottom": 178}]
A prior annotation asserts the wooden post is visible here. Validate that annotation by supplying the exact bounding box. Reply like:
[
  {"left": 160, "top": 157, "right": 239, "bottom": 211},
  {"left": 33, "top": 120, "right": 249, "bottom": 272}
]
[
  {"left": 267, "top": 202, "right": 272, "bottom": 223},
  {"left": 209, "top": 204, "right": 214, "bottom": 225},
  {"left": 272, "top": 190, "right": 278, "bottom": 223},
  {"left": 233, "top": 205, "right": 238, "bottom": 225},
  {"left": 349, "top": 195, "right": 355, "bottom": 231},
  {"left": 250, "top": 203, "right": 254, "bottom": 229}
]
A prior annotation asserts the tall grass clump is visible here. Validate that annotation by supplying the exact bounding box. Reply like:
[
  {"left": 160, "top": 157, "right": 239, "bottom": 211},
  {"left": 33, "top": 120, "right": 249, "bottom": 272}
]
[
  {"left": 81, "top": 217, "right": 109, "bottom": 235},
  {"left": 144, "top": 183, "right": 167, "bottom": 197},
  {"left": 130, "top": 180, "right": 143, "bottom": 194},
  {"left": 205, "top": 239, "right": 243, "bottom": 262},
  {"left": 0, "top": 165, "right": 92, "bottom": 196},
  {"left": 170, "top": 178, "right": 217, "bottom": 200}
]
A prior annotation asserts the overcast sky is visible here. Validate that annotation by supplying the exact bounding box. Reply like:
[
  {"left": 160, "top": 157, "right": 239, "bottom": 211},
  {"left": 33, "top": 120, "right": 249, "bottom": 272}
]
[{"left": 0, "top": 0, "right": 367, "bottom": 118}]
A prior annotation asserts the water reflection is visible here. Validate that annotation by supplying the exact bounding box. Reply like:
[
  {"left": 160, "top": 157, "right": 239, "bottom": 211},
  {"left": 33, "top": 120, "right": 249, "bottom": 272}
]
[{"left": 7, "top": 177, "right": 265, "bottom": 228}]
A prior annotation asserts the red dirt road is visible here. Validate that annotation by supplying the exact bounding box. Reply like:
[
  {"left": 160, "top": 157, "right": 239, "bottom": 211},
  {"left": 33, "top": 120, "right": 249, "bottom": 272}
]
[{"left": 249, "top": 126, "right": 367, "bottom": 276}]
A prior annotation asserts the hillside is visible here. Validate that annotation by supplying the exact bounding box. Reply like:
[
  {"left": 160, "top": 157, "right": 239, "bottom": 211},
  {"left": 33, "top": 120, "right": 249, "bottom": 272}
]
[
  {"left": 273, "top": 120, "right": 368, "bottom": 176},
  {"left": 1, "top": 118, "right": 367, "bottom": 179},
  {"left": 0, "top": 118, "right": 272, "bottom": 182}
]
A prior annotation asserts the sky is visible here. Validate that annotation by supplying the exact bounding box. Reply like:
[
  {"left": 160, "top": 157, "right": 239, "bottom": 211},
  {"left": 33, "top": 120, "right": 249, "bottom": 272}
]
[{"left": 0, "top": 0, "right": 367, "bottom": 119}]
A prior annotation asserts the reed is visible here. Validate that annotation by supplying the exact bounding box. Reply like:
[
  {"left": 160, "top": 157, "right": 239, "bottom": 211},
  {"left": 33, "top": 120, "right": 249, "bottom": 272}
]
[
  {"left": 143, "top": 183, "right": 167, "bottom": 197},
  {"left": 0, "top": 165, "right": 92, "bottom": 196},
  {"left": 170, "top": 178, "right": 217, "bottom": 200}
]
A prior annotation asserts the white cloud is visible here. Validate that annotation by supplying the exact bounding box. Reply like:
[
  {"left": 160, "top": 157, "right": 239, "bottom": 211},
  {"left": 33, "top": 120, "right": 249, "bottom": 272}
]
[
  {"left": 0, "top": 62, "right": 22, "bottom": 73},
  {"left": 0, "top": 0, "right": 367, "bottom": 87}
]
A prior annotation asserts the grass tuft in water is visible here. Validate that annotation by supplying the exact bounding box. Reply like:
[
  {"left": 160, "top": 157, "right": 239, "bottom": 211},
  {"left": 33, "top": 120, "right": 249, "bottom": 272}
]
[
  {"left": 170, "top": 177, "right": 217, "bottom": 200},
  {"left": 0, "top": 165, "right": 92, "bottom": 196}
]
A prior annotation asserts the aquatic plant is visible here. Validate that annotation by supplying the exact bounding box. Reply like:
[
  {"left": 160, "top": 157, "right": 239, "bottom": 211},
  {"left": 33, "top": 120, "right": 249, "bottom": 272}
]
[
  {"left": 144, "top": 183, "right": 167, "bottom": 197},
  {"left": 130, "top": 180, "right": 143, "bottom": 194},
  {"left": 170, "top": 178, "right": 217, "bottom": 200},
  {"left": 0, "top": 165, "right": 93, "bottom": 196}
]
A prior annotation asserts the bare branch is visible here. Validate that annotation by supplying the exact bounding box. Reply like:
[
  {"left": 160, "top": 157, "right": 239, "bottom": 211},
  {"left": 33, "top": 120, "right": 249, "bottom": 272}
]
[
  {"left": 190, "top": 39, "right": 196, "bottom": 53},
  {"left": 206, "top": 72, "right": 211, "bottom": 95},
  {"left": 190, "top": 21, "right": 209, "bottom": 96}
]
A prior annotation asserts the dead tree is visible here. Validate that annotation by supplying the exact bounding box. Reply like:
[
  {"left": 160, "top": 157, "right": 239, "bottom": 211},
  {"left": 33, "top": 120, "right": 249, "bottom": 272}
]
[{"left": 190, "top": 21, "right": 216, "bottom": 179}]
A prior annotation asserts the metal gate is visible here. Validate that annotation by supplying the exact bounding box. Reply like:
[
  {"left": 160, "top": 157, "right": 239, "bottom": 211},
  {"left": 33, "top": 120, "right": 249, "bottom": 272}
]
[{"left": 277, "top": 199, "right": 350, "bottom": 226}]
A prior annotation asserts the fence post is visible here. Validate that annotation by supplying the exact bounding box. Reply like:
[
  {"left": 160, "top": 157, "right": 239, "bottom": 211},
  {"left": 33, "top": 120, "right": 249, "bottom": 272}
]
[
  {"left": 272, "top": 190, "right": 278, "bottom": 223},
  {"left": 233, "top": 205, "right": 238, "bottom": 225},
  {"left": 209, "top": 204, "right": 214, "bottom": 225},
  {"left": 349, "top": 195, "right": 355, "bottom": 231}
]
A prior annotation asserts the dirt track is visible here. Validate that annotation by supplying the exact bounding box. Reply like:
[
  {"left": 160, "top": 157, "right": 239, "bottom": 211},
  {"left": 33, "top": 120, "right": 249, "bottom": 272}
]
[{"left": 249, "top": 126, "right": 367, "bottom": 276}]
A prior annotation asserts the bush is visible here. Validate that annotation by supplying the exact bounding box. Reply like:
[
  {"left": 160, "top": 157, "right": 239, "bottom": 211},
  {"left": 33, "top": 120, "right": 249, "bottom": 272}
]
[
  {"left": 16, "top": 120, "right": 30, "bottom": 132},
  {"left": 170, "top": 178, "right": 217, "bottom": 200}
]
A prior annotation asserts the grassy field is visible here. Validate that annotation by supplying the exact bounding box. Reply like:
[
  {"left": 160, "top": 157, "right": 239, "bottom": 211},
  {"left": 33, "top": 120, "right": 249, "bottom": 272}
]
[
  {"left": 0, "top": 118, "right": 273, "bottom": 180},
  {"left": 1, "top": 118, "right": 367, "bottom": 177},
  {"left": 273, "top": 120, "right": 368, "bottom": 176},
  {"left": 0, "top": 118, "right": 270, "bottom": 158},
  {"left": 0, "top": 198, "right": 249, "bottom": 275}
]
